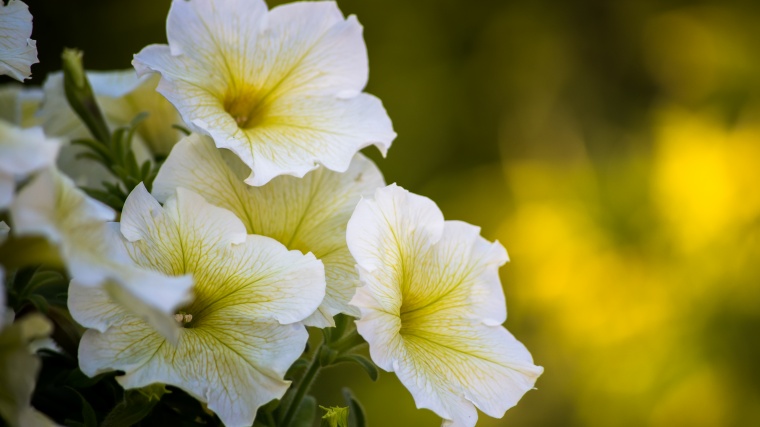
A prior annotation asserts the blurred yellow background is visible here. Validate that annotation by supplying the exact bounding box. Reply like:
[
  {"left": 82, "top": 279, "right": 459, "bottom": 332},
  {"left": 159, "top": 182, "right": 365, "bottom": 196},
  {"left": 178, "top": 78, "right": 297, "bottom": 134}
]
[{"left": 23, "top": 0, "right": 760, "bottom": 425}]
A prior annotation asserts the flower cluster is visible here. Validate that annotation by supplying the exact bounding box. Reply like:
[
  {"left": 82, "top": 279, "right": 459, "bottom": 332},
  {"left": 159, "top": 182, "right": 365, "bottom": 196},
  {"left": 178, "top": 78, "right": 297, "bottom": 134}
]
[{"left": 0, "top": 1, "right": 542, "bottom": 426}]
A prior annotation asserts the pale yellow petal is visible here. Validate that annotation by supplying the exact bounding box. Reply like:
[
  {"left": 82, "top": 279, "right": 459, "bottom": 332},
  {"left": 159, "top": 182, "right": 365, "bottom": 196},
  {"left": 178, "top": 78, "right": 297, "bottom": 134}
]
[
  {"left": 12, "top": 171, "right": 193, "bottom": 339},
  {"left": 153, "top": 134, "right": 383, "bottom": 326},
  {"left": 0, "top": 313, "right": 53, "bottom": 427},
  {"left": 78, "top": 186, "right": 325, "bottom": 427},
  {"left": 348, "top": 185, "right": 543, "bottom": 427},
  {"left": 0, "top": 121, "right": 60, "bottom": 208},
  {"left": 80, "top": 315, "right": 304, "bottom": 427},
  {"left": 133, "top": 0, "right": 394, "bottom": 186}
]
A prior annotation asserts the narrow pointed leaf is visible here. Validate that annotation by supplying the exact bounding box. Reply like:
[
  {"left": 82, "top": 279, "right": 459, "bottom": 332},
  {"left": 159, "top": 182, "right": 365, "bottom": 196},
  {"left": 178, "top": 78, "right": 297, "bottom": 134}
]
[
  {"left": 335, "top": 354, "right": 379, "bottom": 382},
  {"left": 291, "top": 395, "right": 317, "bottom": 427},
  {"left": 66, "top": 387, "right": 98, "bottom": 427},
  {"left": 341, "top": 388, "right": 367, "bottom": 427}
]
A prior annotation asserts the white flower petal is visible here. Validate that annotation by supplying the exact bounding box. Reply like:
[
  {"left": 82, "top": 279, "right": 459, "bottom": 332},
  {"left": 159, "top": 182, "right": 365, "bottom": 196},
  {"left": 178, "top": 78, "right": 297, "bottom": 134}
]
[
  {"left": 68, "top": 280, "right": 126, "bottom": 333},
  {"left": 0, "top": 84, "right": 43, "bottom": 127},
  {"left": 75, "top": 186, "right": 325, "bottom": 427},
  {"left": 0, "top": 0, "right": 37, "bottom": 82},
  {"left": 79, "top": 317, "right": 303, "bottom": 427},
  {"left": 153, "top": 134, "right": 384, "bottom": 326},
  {"left": 228, "top": 92, "right": 394, "bottom": 186},
  {"left": 264, "top": 2, "right": 365, "bottom": 95},
  {"left": 0, "top": 121, "right": 60, "bottom": 208},
  {"left": 121, "top": 185, "right": 324, "bottom": 324},
  {"left": 11, "top": 170, "right": 193, "bottom": 339},
  {"left": 134, "top": 0, "right": 395, "bottom": 186},
  {"left": 348, "top": 185, "right": 543, "bottom": 427},
  {"left": 0, "top": 122, "right": 59, "bottom": 179},
  {"left": 346, "top": 183, "right": 444, "bottom": 273},
  {"left": 0, "top": 312, "right": 53, "bottom": 427},
  {"left": 121, "top": 183, "right": 247, "bottom": 261}
]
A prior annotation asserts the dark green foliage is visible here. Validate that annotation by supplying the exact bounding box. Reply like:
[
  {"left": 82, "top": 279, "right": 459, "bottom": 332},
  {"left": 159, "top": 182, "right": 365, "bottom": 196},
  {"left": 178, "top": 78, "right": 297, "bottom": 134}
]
[{"left": 61, "top": 50, "right": 164, "bottom": 211}]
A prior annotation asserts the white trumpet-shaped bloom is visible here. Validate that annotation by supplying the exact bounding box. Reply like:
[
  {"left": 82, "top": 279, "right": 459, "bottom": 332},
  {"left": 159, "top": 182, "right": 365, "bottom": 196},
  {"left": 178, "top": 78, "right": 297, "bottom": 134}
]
[
  {"left": 347, "top": 185, "right": 544, "bottom": 427},
  {"left": 10, "top": 169, "right": 193, "bottom": 340},
  {"left": 133, "top": 0, "right": 395, "bottom": 186},
  {"left": 0, "top": 120, "right": 59, "bottom": 208},
  {"left": 152, "top": 134, "right": 384, "bottom": 326},
  {"left": 72, "top": 185, "right": 326, "bottom": 427},
  {"left": 0, "top": 0, "right": 37, "bottom": 81}
]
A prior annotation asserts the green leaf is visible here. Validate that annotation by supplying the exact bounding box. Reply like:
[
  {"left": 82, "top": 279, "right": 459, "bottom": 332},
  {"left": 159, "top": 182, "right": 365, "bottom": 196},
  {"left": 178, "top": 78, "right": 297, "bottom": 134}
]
[
  {"left": 140, "top": 160, "right": 152, "bottom": 181},
  {"left": 19, "top": 269, "right": 66, "bottom": 301},
  {"left": 65, "top": 368, "right": 116, "bottom": 389},
  {"left": 123, "top": 113, "right": 149, "bottom": 161},
  {"left": 332, "top": 314, "right": 351, "bottom": 341},
  {"left": 66, "top": 387, "right": 99, "bottom": 427},
  {"left": 335, "top": 354, "right": 379, "bottom": 381},
  {"left": 291, "top": 395, "right": 317, "bottom": 427},
  {"left": 255, "top": 398, "right": 281, "bottom": 427},
  {"left": 275, "top": 387, "right": 297, "bottom": 424},
  {"left": 81, "top": 187, "right": 125, "bottom": 211},
  {"left": 24, "top": 270, "right": 69, "bottom": 292},
  {"left": 71, "top": 138, "right": 112, "bottom": 163},
  {"left": 102, "top": 385, "right": 167, "bottom": 427},
  {"left": 319, "top": 346, "right": 339, "bottom": 367},
  {"left": 110, "top": 128, "right": 127, "bottom": 165},
  {"left": 111, "top": 165, "right": 129, "bottom": 183},
  {"left": 100, "top": 181, "right": 127, "bottom": 198},
  {"left": 342, "top": 388, "right": 367, "bottom": 427},
  {"left": 24, "top": 293, "right": 49, "bottom": 314},
  {"left": 286, "top": 357, "right": 310, "bottom": 379},
  {"left": 125, "top": 150, "right": 140, "bottom": 180}
]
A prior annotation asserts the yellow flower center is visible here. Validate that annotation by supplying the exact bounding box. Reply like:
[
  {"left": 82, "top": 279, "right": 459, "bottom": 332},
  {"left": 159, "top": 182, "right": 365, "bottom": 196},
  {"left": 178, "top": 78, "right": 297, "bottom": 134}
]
[
  {"left": 398, "top": 302, "right": 429, "bottom": 336},
  {"left": 223, "top": 85, "right": 266, "bottom": 129}
]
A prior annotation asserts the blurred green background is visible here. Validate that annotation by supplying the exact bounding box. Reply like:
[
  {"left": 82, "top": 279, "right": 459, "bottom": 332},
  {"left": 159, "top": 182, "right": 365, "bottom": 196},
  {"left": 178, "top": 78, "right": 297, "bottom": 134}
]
[{"left": 23, "top": 0, "right": 760, "bottom": 426}]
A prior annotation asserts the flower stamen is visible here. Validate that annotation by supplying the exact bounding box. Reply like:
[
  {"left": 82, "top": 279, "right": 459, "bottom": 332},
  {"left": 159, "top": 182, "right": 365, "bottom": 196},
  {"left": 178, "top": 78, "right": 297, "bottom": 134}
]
[
  {"left": 223, "top": 86, "right": 263, "bottom": 130},
  {"left": 174, "top": 312, "right": 193, "bottom": 325}
]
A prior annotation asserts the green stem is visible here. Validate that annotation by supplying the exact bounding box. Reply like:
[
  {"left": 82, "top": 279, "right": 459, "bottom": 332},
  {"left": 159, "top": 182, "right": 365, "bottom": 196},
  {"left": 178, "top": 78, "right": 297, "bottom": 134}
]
[
  {"left": 329, "top": 329, "right": 365, "bottom": 354},
  {"left": 265, "top": 411, "right": 276, "bottom": 427},
  {"left": 280, "top": 345, "right": 322, "bottom": 427}
]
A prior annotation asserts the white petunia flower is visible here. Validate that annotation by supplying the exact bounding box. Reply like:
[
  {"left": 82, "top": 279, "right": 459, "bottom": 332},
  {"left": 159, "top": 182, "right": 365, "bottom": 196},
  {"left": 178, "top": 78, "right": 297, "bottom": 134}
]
[
  {"left": 152, "top": 133, "right": 384, "bottom": 327},
  {"left": 134, "top": 0, "right": 395, "bottom": 186},
  {"left": 0, "top": 120, "right": 59, "bottom": 209},
  {"left": 72, "top": 185, "right": 326, "bottom": 427},
  {"left": 9, "top": 169, "right": 193, "bottom": 340},
  {"left": 0, "top": 269, "right": 56, "bottom": 427},
  {"left": 347, "top": 184, "right": 544, "bottom": 427},
  {"left": 0, "top": 0, "right": 37, "bottom": 82}
]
